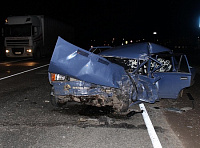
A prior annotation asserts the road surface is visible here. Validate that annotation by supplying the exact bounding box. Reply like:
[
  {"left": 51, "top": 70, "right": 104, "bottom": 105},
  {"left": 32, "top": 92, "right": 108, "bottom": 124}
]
[{"left": 0, "top": 57, "right": 189, "bottom": 148}]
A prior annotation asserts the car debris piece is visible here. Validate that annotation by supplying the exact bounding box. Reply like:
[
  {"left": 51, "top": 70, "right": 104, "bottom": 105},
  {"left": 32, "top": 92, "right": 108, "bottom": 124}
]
[
  {"left": 180, "top": 107, "right": 193, "bottom": 111},
  {"left": 78, "top": 116, "right": 114, "bottom": 125},
  {"left": 48, "top": 37, "right": 195, "bottom": 113},
  {"left": 165, "top": 107, "right": 183, "bottom": 113},
  {"left": 126, "top": 110, "right": 143, "bottom": 118}
]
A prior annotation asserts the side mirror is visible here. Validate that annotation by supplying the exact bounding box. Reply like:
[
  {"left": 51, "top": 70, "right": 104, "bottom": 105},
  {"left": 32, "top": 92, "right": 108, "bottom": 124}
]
[
  {"left": 33, "top": 27, "right": 37, "bottom": 35},
  {"left": 1, "top": 28, "right": 4, "bottom": 37}
]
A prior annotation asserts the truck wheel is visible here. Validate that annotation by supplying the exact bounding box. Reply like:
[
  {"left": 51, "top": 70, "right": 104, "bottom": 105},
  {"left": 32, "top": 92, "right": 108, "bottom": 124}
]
[{"left": 33, "top": 49, "right": 41, "bottom": 59}]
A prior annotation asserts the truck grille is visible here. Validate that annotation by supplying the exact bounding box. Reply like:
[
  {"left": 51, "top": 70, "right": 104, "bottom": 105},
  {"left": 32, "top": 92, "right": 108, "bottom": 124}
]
[
  {"left": 6, "top": 40, "right": 29, "bottom": 46},
  {"left": 12, "top": 48, "right": 24, "bottom": 55}
]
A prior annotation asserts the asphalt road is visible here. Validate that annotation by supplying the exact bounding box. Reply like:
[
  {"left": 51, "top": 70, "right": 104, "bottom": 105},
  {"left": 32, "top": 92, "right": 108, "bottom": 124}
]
[{"left": 0, "top": 57, "right": 184, "bottom": 148}]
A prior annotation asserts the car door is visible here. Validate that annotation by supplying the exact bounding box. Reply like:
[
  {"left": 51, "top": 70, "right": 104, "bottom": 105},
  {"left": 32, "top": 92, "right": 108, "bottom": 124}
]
[{"left": 153, "top": 55, "right": 192, "bottom": 99}]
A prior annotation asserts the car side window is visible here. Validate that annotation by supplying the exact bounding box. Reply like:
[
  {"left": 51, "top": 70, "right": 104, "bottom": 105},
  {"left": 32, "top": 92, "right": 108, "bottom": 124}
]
[
  {"left": 156, "top": 57, "right": 172, "bottom": 72},
  {"left": 178, "top": 55, "right": 190, "bottom": 73}
]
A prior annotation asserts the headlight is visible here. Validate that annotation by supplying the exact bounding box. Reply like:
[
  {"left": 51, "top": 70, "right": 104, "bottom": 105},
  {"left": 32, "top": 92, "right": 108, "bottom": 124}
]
[
  {"left": 26, "top": 49, "right": 32, "bottom": 53},
  {"left": 50, "top": 73, "right": 66, "bottom": 81},
  {"left": 6, "top": 49, "right": 10, "bottom": 53}
]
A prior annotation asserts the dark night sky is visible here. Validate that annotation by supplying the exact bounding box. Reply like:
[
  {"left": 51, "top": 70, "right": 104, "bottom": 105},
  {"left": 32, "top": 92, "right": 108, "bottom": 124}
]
[{"left": 1, "top": 0, "right": 200, "bottom": 46}]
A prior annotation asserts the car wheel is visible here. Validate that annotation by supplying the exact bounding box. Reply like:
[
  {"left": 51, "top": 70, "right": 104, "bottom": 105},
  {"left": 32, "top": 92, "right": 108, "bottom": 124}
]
[{"left": 50, "top": 95, "right": 65, "bottom": 107}]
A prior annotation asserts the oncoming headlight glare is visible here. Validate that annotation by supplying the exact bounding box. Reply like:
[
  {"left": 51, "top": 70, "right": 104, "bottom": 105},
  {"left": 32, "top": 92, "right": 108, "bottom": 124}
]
[{"left": 26, "top": 49, "right": 32, "bottom": 53}]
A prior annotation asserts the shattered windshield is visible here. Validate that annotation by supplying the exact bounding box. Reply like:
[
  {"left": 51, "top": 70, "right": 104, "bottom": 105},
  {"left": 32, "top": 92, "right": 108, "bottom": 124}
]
[
  {"left": 5, "top": 24, "right": 32, "bottom": 37},
  {"left": 90, "top": 47, "right": 111, "bottom": 54},
  {"left": 105, "top": 57, "right": 140, "bottom": 72},
  {"left": 105, "top": 54, "right": 176, "bottom": 74}
]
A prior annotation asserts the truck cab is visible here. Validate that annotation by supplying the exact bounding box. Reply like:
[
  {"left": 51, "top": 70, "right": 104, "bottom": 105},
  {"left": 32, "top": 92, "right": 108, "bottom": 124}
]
[{"left": 4, "top": 15, "right": 43, "bottom": 58}]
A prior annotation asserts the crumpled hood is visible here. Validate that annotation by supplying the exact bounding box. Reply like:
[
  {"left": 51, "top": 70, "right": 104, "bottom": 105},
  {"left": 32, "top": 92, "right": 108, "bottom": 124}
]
[
  {"left": 48, "top": 37, "right": 126, "bottom": 88},
  {"left": 99, "top": 42, "right": 171, "bottom": 60}
]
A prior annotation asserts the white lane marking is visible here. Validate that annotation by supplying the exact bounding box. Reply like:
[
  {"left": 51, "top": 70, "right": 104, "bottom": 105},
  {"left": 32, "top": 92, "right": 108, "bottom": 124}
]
[
  {"left": 139, "top": 103, "right": 162, "bottom": 148},
  {"left": 0, "top": 64, "right": 49, "bottom": 81},
  {"left": 0, "top": 58, "right": 33, "bottom": 64}
]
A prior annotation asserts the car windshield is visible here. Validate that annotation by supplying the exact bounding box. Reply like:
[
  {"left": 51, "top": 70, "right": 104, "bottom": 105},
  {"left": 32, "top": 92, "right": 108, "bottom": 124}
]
[
  {"left": 105, "top": 57, "right": 139, "bottom": 72},
  {"left": 105, "top": 53, "right": 181, "bottom": 74},
  {"left": 90, "top": 47, "right": 111, "bottom": 54},
  {"left": 5, "top": 24, "right": 32, "bottom": 37}
]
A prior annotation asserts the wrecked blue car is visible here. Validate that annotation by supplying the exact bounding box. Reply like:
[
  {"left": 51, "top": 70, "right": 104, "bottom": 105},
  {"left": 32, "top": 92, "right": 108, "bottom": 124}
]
[{"left": 48, "top": 37, "right": 195, "bottom": 112}]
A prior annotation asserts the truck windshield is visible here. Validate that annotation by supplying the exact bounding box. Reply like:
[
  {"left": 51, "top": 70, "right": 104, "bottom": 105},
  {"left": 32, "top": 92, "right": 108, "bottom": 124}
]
[{"left": 5, "top": 24, "right": 31, "bottom": 37}]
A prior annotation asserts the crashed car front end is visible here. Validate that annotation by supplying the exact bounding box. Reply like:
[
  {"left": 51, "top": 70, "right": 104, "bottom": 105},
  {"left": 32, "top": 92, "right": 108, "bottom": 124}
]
[
  {"left": 49, "top": 72, "right": 134, "bottom": 112},
  {"left": 48, "top": 37, "right": 135, "bottom": 112}
]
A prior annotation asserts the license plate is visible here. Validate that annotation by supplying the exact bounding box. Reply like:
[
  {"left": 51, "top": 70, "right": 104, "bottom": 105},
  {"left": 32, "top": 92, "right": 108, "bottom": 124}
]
[{"left": 15, "top": 52, "right": 22, "bottom": 55}]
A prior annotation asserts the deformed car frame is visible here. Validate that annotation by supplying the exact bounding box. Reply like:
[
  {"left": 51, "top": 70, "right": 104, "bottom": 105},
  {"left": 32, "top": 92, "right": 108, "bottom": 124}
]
[{"left": 48, "top": 37, "right": 195, "bottom": 112}]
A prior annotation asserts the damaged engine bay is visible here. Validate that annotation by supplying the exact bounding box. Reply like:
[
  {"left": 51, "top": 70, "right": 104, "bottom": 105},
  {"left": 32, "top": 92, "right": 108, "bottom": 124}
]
[{"left": 48, "top": 37, "right": 195, "bottom": 112}]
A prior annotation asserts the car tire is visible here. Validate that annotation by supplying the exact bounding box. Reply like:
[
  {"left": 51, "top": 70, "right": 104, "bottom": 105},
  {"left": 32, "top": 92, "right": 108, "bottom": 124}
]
[{"left": 50, "top": 95, "right": 65, "bottom": 107}]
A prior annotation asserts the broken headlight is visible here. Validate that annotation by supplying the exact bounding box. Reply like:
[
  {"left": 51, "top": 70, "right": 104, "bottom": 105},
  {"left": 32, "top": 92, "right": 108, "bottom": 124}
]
[{"left": 50, "top": 73, "right": 66, "bottom": 82}]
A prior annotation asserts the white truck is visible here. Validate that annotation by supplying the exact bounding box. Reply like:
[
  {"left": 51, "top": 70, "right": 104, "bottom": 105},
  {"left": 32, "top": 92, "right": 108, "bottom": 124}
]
[{"left": 4, "top": 15, "right": 74, "bottom": 58}]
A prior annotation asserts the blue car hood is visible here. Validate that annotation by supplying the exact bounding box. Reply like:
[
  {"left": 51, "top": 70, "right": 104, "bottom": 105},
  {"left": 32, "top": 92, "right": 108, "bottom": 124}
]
[
  {"left": 99, "top": 42, "right": 171, "bottom": 60},
  {"left": 48, "top": 37, "right": 126, "bottom": 88}
]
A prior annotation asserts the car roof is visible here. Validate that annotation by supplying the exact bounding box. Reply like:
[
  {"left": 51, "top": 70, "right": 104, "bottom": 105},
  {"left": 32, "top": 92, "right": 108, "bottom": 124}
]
[{"left": 99, "top": 42, "right": 171, "bottom": 60}]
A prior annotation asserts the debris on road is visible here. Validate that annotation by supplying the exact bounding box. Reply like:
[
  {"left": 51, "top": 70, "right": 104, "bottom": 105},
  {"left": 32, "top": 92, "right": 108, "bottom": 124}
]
[
  {"left": 180, "top": 107, "right": 193, "bottom": 111},
  {"left": 78, "top": 116, "right": 115, "bottom": 125},
  {"left": 166, "top": 106, "right": 193, "bottom": 113},
  {"left": 165, "top": 107, "right": 183, "bottom": 113}
]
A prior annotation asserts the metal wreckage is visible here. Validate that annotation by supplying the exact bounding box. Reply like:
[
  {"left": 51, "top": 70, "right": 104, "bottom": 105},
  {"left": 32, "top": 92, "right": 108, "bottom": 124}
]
[{"left": 48, "top": 37, "right": 195, "bottom": 113}]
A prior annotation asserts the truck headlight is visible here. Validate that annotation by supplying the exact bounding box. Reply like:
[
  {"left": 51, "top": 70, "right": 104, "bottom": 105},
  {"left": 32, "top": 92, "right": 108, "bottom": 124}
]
[
  {"left": 6, "top": 49, "right": 10, "bottom": 53},
  {"left": 26, "top": 49, "right": 32, "bottom": 53}
]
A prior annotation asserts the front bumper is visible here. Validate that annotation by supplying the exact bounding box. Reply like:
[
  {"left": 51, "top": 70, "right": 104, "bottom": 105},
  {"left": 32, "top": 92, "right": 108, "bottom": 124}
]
[{"left": 52, "top": 81, "right": 113, "bottom": 97}]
